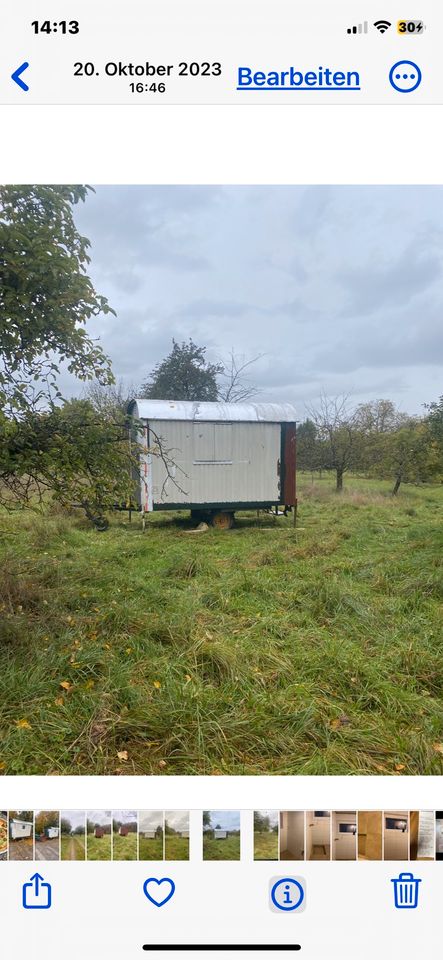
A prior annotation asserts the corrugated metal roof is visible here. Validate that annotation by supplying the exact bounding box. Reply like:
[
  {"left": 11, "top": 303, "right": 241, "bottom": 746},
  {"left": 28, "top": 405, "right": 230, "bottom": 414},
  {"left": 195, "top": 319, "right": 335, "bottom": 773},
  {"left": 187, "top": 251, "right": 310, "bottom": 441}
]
[{"left": 128, "top": 399, "right": 296, "bottom": 423}]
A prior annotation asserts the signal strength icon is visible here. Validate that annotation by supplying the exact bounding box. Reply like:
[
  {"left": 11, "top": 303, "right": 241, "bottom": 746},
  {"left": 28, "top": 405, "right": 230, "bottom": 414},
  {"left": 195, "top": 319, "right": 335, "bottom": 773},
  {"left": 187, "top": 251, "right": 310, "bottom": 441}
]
[
  {"left": 347, "top": 21, "right": 368, "bottom": 34},
  {"left": 374, "top": 19, "right": 392, "bottom": 33}
]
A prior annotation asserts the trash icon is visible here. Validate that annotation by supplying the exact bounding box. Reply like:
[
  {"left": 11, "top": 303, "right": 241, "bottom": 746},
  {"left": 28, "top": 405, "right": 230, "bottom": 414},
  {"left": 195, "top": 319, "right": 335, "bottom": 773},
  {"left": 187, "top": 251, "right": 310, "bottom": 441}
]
[{"left": 391, "top": 872, "right": 421, "bottom": 909}]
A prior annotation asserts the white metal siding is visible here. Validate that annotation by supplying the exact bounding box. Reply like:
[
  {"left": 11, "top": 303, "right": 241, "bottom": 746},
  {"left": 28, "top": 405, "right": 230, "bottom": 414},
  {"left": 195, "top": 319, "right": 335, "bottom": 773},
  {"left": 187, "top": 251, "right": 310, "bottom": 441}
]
[
  {"left": 149, "top": 420, "right": 281, "bottom": 506},
  {"left": 10, "top": 820, "right": 32, "bottom": 839}
]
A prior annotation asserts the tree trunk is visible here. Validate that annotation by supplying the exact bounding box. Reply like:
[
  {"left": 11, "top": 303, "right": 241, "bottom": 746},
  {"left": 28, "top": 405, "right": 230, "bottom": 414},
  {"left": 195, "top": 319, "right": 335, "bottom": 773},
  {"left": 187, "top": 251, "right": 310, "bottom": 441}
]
[
  {"left": 336, "top": 468, "right": 344, "bottom": 492},
  {"left": 392, "top": 476, "right": 402, "bottom": 496}
]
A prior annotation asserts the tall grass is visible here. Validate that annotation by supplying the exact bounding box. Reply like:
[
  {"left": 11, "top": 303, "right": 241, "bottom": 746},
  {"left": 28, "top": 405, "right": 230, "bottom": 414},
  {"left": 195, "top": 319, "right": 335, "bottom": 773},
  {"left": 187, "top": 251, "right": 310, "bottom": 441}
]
[{"left": 0, "top": 474, "right": 442, "bottom": 775}]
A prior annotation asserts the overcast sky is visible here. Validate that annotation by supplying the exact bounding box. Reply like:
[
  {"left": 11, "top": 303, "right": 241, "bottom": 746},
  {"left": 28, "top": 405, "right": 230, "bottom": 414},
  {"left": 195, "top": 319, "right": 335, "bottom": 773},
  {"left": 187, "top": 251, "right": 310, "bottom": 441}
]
[
  {"left": 256, "top": 809, "right": 279, "bottom": 829},
  {"left": 205, "top": 810, "right": 240, "bottom": 831},
  {"left": 139, "top": 811, "right": 163, "bottom": 832},
  {"left": 62, "top": 811, "right": 85, "bottom": 831},
  {"left": 87, "top": 810, "right": 111, "bottom": 827},
  {"left": 71, "top": 186, "right": 443, "bottom": 415},
  {"left": 165, "top": 811, "right": 189, "bottom": 832}
]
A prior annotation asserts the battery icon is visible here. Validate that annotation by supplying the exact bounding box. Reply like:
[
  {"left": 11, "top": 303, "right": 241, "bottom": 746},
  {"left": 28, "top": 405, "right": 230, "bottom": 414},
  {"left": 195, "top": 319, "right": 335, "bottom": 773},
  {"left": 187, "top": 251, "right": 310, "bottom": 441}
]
[{"left": 397, "top": 20, "right": 425, "bottom": 34}]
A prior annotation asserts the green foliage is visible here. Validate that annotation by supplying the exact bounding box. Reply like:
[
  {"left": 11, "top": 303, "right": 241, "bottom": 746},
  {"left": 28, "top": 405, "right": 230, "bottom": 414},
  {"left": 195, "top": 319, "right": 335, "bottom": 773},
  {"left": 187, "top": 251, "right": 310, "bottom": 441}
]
[
  {"left": 253, "top": 811, "right": 271, "bottom": 833},
  {"left": 0, "top": 185, "right": 114, "bottom": 414},
  {"left": 296, "top": 419, "right": 321, "bottom": 472},
  {"left": 142, "top": 338, "right": 222, "bottom": 401},
  {"left": 368, "top": 420, "right": 440, "bottom": 493},
  {"left": 0, "top": 399, "right": 136, "bottom": 527},
  {"left": 427, "top": 395, "right": 443, "bottom": 448}
]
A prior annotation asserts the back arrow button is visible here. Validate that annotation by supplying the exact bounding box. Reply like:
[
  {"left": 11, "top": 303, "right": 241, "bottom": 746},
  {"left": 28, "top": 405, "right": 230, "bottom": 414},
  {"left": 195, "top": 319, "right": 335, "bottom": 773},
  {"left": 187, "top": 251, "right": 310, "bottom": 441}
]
[{"left": 11, "top": 62, "right": 30, "bottom": 91}]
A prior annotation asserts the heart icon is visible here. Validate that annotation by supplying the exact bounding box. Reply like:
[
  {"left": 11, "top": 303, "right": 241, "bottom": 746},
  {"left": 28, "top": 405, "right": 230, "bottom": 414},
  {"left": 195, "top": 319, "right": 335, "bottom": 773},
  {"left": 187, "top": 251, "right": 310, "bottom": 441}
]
[{"left": 143, "top": 877, "right": 175, "bottom": 907}]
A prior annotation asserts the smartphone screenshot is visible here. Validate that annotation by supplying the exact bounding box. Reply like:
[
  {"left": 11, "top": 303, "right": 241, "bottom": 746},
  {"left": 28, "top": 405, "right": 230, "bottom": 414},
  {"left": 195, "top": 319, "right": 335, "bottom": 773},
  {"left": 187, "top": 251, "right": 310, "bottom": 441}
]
[{"left": 0, "top": 1, "right": 442, "bottom": 957}]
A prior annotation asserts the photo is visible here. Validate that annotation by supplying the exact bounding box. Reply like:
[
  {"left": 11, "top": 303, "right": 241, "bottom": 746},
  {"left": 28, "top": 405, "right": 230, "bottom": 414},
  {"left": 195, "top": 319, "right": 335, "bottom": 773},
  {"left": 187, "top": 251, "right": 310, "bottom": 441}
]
[
  {"left": 279, "top": 811, "right": 305, "bottom": 861},
  {"left": 410, "top": 811, "right": 435, "bottom": 861},
  {"left": 358, "top": 811, "right": 383, "bottom": 861},
  {"left": 8, "top": 811, "right": 34, "bottom": 861},
  {"left": 306, "top": 811, "right": 331, "bottom": 861},
  {"left": 86, "top": 811, "right": 112, "bottom": 861},
  {"left": 435, "top": 812, "right": 443, "bottom": 861},
  {"left": 332, "top": 812, "right": 357, "bottom": 861},
  {"left": 203, "top": 811, "right": 241, "bottom": 861},
  {"left": 0, "top": 812, "right": 7, "bottom": 861},
  {"left": 383, "top": 811, "right": 409, "bottom": 861},
  {"left": 138, "top": 812, "right": 164, "bottom": 860},
  {"left": 254, "top": 810, "right": 279, "bottom": 861},
  {"left": 112, "top": 811, "right": 138, "bottom": 861},
  {"left": 164, "top": 811, "right": 190, "bottom": 861},
  {"left": 34, "top": 811, "right": 60, "bottom": 861},
  {"left": 1, "top": 185, "right": 442, "bottom": 777},
  {"left": 61, "top": 811, "right": 86, "bottom": 861}
]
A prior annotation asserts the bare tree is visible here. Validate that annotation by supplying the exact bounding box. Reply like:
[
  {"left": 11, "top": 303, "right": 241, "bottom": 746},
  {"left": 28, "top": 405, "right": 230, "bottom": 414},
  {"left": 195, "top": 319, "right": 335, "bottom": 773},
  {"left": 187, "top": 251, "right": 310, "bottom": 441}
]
[
  {"left": 82, "top": 378, "right": 139, "bottom": 418},
  {"left": 306, "top": 393, "right": 358, "bottom": 492},
  {"left": 217, "top": 349, "right": 263, "bottom": 402}
]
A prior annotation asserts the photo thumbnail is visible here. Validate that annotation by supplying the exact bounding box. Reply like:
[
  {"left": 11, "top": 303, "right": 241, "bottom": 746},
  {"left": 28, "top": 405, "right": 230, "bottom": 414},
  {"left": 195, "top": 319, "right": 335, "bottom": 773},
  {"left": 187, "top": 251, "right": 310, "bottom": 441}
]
[
  {"left": 61, "top": 811, "right": 86, "bottom": 861},
  {"left": 86, "top": 811, "right": 112, "bottom": 861},
  {"left": 34, "top": 811, "right": 60, "bottom": 861},
  {"left": 203, "top": 811, "right": 241, "bottom": 860}
]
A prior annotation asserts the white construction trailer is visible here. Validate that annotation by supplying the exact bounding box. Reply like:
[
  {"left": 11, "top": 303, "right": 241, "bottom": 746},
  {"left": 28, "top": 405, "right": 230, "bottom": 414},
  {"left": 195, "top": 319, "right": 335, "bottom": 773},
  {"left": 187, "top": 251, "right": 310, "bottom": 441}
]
[
  {"left": 128, "top": 400, "right": 297, "bottom": 528},
  {"left": 10, "top": 819, "right": 33, "bottom": 840},
  {"left": 45, "top": 826, "right": 59, "bottom": 840},
  {"left": 214, "top": 829, "right": 228, "bottom": 840}
]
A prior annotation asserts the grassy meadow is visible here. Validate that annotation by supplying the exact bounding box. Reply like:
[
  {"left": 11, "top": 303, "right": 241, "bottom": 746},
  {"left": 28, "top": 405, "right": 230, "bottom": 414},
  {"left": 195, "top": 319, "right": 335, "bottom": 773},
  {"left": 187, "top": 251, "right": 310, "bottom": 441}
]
[
  {"left": 112, "top": 832, "right": 138, "bottom": 861},
  {"left": 0, "top": 474, "right": 442, "bottom": 776},
  {"left": 254, "top": 831, "right": 279, "bottom": 860},
  {"left": 138, "top": 836, "right": 163, "bottom": 860},
  {"left": 165, "top": 835, "right": 189, "bottom": 860},
  {"left": 86, "top": 834, "right": 112, "bottom": 861},
  {"left": 203, "top": 834, "right": 241, "bottom": 861}
]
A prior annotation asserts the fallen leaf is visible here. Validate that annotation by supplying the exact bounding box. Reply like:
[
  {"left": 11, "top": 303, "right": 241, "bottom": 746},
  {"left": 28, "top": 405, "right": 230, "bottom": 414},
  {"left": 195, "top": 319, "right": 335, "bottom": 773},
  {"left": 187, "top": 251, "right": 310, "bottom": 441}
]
[
  {"left": 117, "top": 750, "right": 129, "bottom": 762},
  {"left": 54, "top": 697, "right": 64, "bottom": 707},
  {"left": 329, "top": 715, "right": 351, "bottom": 731},
  {"left": 395, "top": 763, "right": 406, "bottom": 772},
  {"left": 158, "top": 759, "right": 167, "bottom": 768},
  {"left": 433, "top": 743, "right": 443, "bottom": 754},
  {"left": 15, "top": 719, "right": 32, "bottom": 730},
  {"left": 60, "top": 680, "right": 72, "bottom": 691},
  {"left": 0, "top": 761, "right": 6, "bottom": 771},
  {"left": 153, "top": 680, "right": 162, "bottom": 689},
  {"left": 84, "top": 680, "right": 95, "bottom": 690},
  {"left": 184, "top": 674, "right": 192, "bottom": 682}
]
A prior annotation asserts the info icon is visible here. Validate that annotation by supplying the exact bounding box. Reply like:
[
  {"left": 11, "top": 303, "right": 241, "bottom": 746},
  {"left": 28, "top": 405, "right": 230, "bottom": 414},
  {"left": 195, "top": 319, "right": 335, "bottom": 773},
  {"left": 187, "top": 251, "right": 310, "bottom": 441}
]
[{"left": 269, "top": 877, "right": 306, "bottom": 914}]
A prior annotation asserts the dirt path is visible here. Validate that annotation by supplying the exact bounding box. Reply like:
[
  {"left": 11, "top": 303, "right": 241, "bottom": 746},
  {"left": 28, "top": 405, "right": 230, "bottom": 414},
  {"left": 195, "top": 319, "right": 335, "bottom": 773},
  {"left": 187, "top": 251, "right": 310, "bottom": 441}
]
[
  {"left": 9, "top": 838, "right": 33, "bottom": 861},
  {"left": 69, "top": 837, "right": 76, "bottom": 860},
  {"left": 35, "top": 838, "right": 59, "bottom": 861}
]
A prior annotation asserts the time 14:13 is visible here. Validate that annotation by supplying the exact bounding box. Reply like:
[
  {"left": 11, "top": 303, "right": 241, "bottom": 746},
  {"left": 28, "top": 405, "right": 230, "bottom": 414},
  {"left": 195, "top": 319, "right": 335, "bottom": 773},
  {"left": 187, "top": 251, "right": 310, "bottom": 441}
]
[{"left": 31, "top": 20, "right": 80, "bottom": 34}]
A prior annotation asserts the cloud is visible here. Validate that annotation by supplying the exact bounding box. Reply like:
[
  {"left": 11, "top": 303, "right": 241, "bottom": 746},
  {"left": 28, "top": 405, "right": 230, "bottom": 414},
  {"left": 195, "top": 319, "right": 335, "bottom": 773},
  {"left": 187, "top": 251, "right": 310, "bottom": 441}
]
[{"left": 60, "top": 185, "right": 443, "bottom": 415}]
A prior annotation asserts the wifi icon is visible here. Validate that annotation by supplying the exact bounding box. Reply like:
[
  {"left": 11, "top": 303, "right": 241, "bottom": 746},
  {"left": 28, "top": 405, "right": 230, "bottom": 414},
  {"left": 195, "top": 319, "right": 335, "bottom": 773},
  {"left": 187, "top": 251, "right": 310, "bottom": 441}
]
[{"left": 374, "top": 19, "right": 392, "bottom": 33}]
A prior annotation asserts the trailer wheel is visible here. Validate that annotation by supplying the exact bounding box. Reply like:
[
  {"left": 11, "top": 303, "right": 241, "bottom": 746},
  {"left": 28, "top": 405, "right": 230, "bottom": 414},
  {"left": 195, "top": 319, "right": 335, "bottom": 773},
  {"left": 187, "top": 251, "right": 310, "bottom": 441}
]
[{"left": 211, "top": 510, "right": 234, "bottom": 530}]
